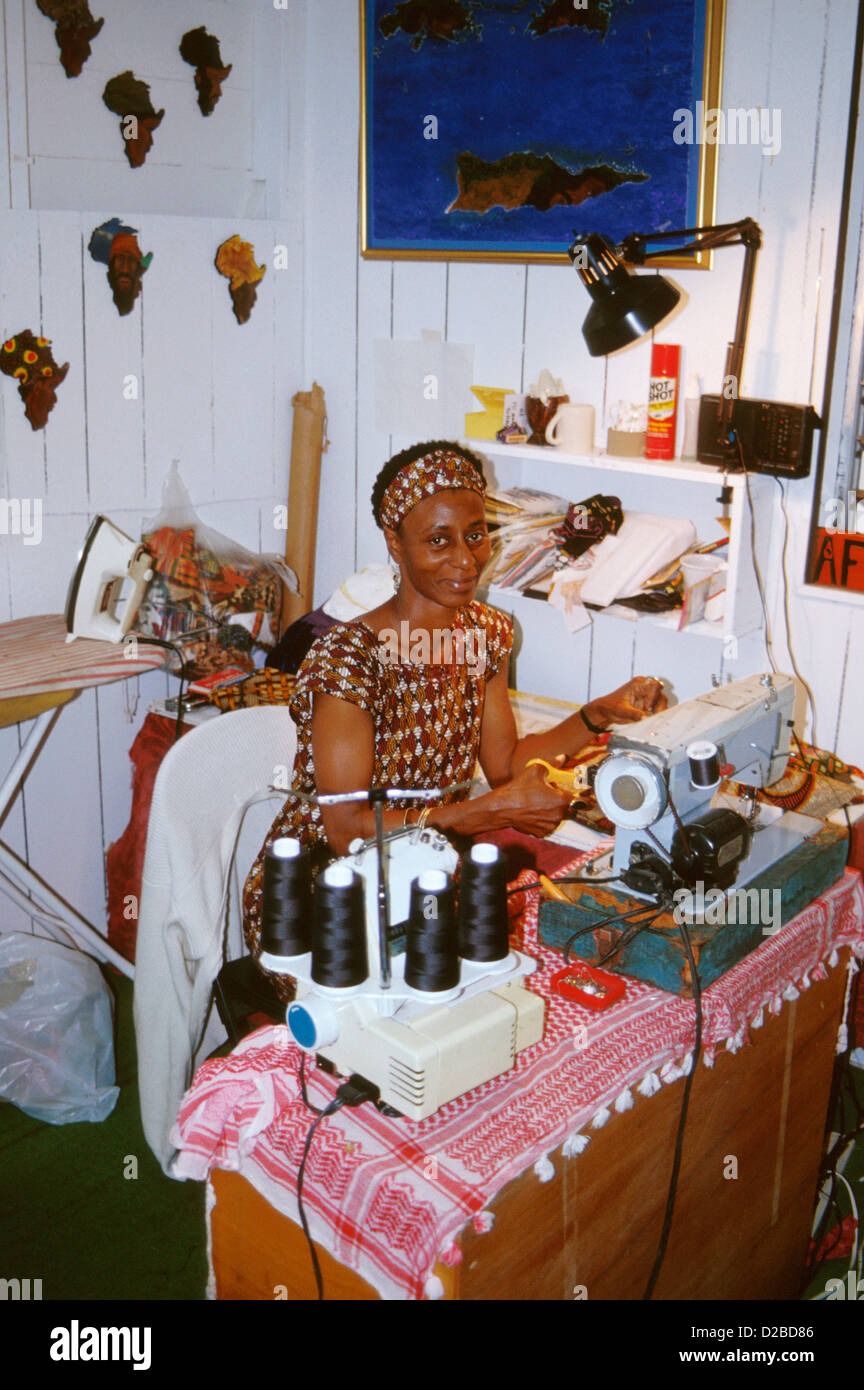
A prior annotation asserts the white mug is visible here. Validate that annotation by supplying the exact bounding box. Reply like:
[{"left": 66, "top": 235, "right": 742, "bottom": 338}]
[{"left": 545, "top": 402, "right": 595, "bottom": 454}]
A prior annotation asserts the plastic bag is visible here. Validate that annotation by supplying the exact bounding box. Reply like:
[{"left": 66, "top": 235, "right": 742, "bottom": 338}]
[
  {"left": 136, "top": 462, "right": 296, "bottom": 680},
  {"left": 0, "top": 933, "right": 119, "bottom": 1125}
]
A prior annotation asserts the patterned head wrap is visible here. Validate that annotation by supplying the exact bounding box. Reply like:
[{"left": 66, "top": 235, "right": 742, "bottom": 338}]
[{"left": 377, "top": 448, "right": 486, "bottom": 530}]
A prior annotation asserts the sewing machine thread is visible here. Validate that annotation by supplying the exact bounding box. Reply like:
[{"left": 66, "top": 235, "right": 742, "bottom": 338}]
[
  {"left": 405, "top": 869, "right": 459, "bottom": 992},
  {"left": 261, "top": 837, "right": 312, "bottom": 956},
  {"left": 458, "top": 843, "right": 509, "bottom": 963},
  {"left": 311, "top": 863, "right": 368, "bottom": 988}
]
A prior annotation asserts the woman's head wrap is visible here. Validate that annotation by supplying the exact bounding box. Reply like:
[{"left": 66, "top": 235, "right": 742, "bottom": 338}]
[{"left": 376, "top": 446, "right": 486, "bottom": 531}]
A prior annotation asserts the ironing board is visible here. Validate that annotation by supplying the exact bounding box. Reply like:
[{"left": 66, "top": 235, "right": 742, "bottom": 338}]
[{"left": 0, "top": 614, "right": 165, "bottom": 978}]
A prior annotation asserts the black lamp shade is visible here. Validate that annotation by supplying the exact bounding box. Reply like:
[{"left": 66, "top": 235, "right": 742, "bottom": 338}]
[{"left": 571, "top": 234, "right": 680, "bottom": 356}]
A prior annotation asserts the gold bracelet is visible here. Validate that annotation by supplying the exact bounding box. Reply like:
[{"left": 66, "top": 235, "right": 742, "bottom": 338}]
[{"left": 417, "top": 805, "right": 431, "bottom": 833}]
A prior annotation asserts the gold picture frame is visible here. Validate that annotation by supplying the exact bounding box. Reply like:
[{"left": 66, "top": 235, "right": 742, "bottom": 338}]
[{"left": 361, "top": 0, "right": 724, "bottom": 268}]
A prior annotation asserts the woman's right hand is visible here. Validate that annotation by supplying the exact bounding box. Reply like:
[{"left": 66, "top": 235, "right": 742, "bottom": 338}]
[{"left": 489, "top": 762, "right": 573, "bottom": 837}]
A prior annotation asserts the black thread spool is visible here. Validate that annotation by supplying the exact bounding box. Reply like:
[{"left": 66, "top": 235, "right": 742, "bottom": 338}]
[
  {"left": 405, "top": 869, "right": 459, "bottom": 993},
  {"left": 261, "top": 837, "right": 312, "bottom": 957},
  {"left": 687, "top": 740, "right": 721, "bottom": 791},
  {"left": 310, "top": 863, "right": 368, "bottom": 989},
  {"left": 458, "top": 843, "right": 510, "bottom": 964}
]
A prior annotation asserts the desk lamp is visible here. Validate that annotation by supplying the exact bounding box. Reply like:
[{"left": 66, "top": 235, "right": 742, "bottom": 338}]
[{"left": 568, "top": 219, "right": 818, "bottom": 476}]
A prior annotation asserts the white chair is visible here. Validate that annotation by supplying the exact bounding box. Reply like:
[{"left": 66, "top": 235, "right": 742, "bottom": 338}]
[{"left": 133, "top": 705, "right": 296, "bottom": 1176}]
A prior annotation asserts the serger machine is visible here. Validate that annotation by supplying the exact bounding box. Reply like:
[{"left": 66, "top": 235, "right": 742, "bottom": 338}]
[
  {"left": 592, "top": 672, "right": 819, "bottom": 903},
  {"left": 260, "top": 812, "right": 544, "bottom": 1120}
]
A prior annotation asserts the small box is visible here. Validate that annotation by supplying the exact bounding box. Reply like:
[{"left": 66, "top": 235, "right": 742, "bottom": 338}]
[{"left": 465, "top": 386, "right": 513, "bottom": 440}]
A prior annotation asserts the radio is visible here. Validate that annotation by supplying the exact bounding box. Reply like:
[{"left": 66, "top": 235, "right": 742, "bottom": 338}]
[{"left": 696, "top": 395, "right": 820, "bottom": 477}]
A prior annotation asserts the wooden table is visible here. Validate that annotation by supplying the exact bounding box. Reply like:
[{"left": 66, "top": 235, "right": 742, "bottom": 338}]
[{"left": 207, "top": 947, "right": 847, "bottom": 1300}]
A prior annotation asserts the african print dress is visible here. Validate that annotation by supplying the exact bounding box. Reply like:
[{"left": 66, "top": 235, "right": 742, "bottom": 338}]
[{"left": 242, "top": 600, "right": 513, "bottom": 970}]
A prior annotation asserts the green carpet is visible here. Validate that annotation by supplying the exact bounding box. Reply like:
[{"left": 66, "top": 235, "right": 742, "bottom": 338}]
[{"left": 0, "top": 972, "right": 207, "bottom": 1302}]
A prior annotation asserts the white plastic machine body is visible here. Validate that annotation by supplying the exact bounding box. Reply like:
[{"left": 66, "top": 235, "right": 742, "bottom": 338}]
[
  {"left": 261, "top": 827, "right": 545, "bottom": 1120},
  {"left": 593, "top": 672, "right": 821, "bottom": 892}
]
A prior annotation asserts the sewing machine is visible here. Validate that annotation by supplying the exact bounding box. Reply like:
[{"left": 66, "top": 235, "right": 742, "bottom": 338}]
[
  {"left": 590, "top": 672, "right": 823, "bottom": 903},
  {"left": 538, "top": 673, "right": 847, "bottom": 993},
  {"left": 261, "top": 823, "right": 544, "bottom": 1120}
]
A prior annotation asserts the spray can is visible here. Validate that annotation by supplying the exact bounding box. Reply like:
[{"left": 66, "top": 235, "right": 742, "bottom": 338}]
[{"left": 645, "top": 343, "right": 680, "bottom": 459}]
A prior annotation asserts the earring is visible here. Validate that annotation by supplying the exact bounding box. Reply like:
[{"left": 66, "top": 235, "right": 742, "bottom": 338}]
[{"left": 389, "top": 559, "right": 401, "bottom": 593}]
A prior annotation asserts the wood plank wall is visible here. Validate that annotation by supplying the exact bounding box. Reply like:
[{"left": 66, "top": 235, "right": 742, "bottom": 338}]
[
  {"left": 0, "top": 0, "right": 302, "bottom": 936},
  {"left": 302, "top": 0, "right": 864, "bottom": 747},
  {"left": 3, "top": 0, "right": 864, "bottom": 944}
]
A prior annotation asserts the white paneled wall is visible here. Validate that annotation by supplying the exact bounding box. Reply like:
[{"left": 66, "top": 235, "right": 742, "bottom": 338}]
[
  {"left": 13, "top": 0, "right": 291, "bottom": 220},
  {"left": 302, "top": 0, "right": 864, "bottom": 764},
  {"left": 3, "top": 0, "right": 864, "bottom": 950},
  {"left": 0, "top": 0, "right": 302, "bottom": 940}
]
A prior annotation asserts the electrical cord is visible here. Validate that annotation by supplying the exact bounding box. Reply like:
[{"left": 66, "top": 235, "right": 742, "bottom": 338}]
[
  {"left": 295, "top": 1067, "right": 380, "bottom": 1299},
  {"left": 771, "top": 474, "right": 819, "bottom": 743},
  {"left": 130, "top": 634, "right": 190, "bottom": 743},
  {"left": 506, "top": 868, "right": 620, "bottom": 898},
  {"left": 562, "top": 899, "right": 666, "bottom": 965},
  {"left": 733, "top": 433, "right": 821, "bottom": 744},
  {"left": 643, "top": 917, "right": 703, "bottom": 1300}
]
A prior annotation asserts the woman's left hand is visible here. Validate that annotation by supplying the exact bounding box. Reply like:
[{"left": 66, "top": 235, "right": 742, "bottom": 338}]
[{"left": 585, "top": 676, "right": 667, "bottom": 729}]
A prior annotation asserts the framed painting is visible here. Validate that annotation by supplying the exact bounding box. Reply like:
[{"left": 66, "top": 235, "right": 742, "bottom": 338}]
[{"left": 361, "top": 0, "right": 725, "bottom": 266}]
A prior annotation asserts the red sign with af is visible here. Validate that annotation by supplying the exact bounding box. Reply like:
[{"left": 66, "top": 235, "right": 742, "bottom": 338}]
[{"left": 809, "top": 530, "right": 864, "bottom": 591}]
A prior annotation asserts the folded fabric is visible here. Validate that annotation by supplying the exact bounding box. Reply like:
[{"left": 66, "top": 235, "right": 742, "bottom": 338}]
[
  {"left": 322, "top": 563, "right": 395, "bottom": 619},
  {"left": 580, "top": 513, "right": 697, "bottom": 608}
]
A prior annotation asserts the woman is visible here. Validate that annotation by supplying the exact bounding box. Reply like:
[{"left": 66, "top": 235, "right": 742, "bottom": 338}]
[{"left": 243, "top": 440, "right": 665, "bottom": 961}]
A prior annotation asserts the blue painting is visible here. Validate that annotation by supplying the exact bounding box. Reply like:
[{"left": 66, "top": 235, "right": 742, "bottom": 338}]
[{"left": 362, "top": 0, "right": 722, "bottom": 260}]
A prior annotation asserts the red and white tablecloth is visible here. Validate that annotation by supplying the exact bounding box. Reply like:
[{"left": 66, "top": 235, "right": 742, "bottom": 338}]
[{"left": 173, "top": 865, "right": 864, "bottom": 1301}]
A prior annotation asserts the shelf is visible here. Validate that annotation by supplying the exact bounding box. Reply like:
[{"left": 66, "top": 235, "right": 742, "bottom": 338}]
[
  {"left": 487, "top": 584, "right": 733, "bottom": 642},
  {"left": 465, "top": 438, "right": 757, "bottom": 488}
]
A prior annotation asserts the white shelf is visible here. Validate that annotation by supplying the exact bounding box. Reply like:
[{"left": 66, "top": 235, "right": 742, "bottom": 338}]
[
  {"left": 466, "top": 438, "right": 748, "bottom": 487},
  {"left": 463, "top": 436, "right": 772, "bottom": 671},
  {"left": 487, "top": 583, "right": 728, "bottom": 641}
]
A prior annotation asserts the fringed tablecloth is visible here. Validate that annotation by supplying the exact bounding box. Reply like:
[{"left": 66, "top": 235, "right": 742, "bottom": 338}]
[{"left": 172, "top": 865, "right": 864, "bottom": 1301}]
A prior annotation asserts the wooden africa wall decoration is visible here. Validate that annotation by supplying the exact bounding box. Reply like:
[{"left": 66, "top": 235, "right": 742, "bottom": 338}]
[
  {"left": 1, "top": 331, "right": 70, "bottom": 430},
  {"left": 88, "top": 219, "right": 153, "bottom": 316},
  {"left": 215, "top": 237, "right": 266, "bottom": 324},
  {"left": 35, "top": 0, "right": 104, "bottom": 78},
  {"left": 179, "top": 27, "right": 232, "bottom": 116},
  {"left": 102, "top": 72, "right": 164, "bottom": 168}
]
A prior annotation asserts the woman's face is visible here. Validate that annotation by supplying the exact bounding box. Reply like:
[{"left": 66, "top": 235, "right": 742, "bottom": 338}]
[{"left": 387, "top": 488, "right": 491, "bottom": 609}]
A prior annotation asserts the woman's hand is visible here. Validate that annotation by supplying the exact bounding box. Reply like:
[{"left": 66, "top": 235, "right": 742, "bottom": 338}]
[
  {"left": 584, "top": 676, "right": 667, "bottom": 730},
  {"left": 488, "top": 761, "right": 573, "bottom": 837}
]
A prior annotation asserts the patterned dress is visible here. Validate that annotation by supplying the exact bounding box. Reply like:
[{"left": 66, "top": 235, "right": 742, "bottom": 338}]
[{"left": 242, "top": 600, "right": 513, "bottom": 972}]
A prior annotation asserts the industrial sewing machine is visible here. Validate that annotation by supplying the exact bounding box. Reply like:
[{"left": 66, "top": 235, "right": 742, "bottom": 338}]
[
  {"left": 261, "top": 814, "right": 544, "bottom": 1120},
  {"left": 539, "top": 672, "right": 848, "bottom": 993},
  {"left": 594, "top": 672, "right": 806, "bottom": 896}
]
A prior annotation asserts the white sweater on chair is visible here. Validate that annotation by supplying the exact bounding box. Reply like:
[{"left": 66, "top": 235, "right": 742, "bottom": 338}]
[{"left": 133, "top": 705, "right": 297, "bottom": 1176}]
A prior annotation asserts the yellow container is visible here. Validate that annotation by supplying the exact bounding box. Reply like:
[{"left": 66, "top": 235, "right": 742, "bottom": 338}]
[{"left": 465, "top": 385, "right": 513, "bottom": 440}]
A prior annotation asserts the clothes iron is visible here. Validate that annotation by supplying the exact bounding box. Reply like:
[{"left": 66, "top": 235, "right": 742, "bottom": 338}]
[{"left": 65, "top": 515, "right": 154, "bottom": 643}]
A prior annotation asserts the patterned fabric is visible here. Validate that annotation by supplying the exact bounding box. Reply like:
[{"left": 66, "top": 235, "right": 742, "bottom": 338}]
[
  {"left": 242, "top": 600, "right": 513, "bottom": 970},
  {"left": 377, "top": 448, "right": 486, "bottom": 530},
  {"left": 726, "top": 740, "right": 864, "bottom": 819},
  {"left": 173, "top": 867, "right": 864, "bottom": 1301},
  {"left": 210, "top": 669, "right": 296, "bottom": 711}
]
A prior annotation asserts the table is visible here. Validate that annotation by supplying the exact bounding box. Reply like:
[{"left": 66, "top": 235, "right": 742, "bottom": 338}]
[
  {"left": 0, "top": 614, "right": 165, "bottom": 978},
  {"left": 173, "top": 863, "right": 864, "bottom": 1300}
]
